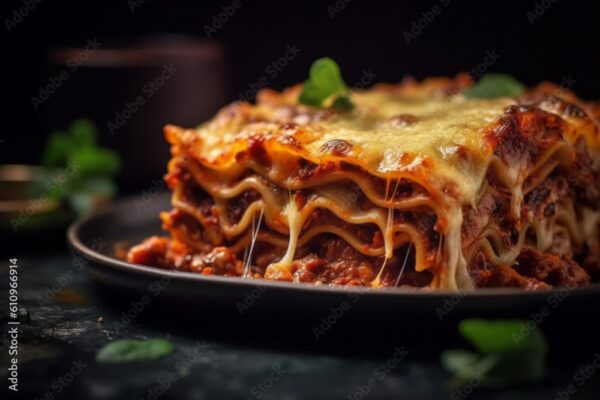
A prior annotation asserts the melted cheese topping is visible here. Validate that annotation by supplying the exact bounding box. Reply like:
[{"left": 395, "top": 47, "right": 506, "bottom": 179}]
[
  {"left": 188, "top": 91, "right": 514, "bottom": 206},
  {"left": 313, "top": 93, "right": 515, "bottom": 203}
]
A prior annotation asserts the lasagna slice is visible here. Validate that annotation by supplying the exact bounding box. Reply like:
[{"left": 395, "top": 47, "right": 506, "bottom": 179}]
[{"left": 128, "top": 76, "right": 600, "bottom": 290}]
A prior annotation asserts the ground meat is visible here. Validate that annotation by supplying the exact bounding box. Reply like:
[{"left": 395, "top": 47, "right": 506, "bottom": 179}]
[
  {"left": 514, "top": 248, "right": 591, "bottom": 287},
  {"left": 486, "top": 105, "right": 565, "bottom": 167},
  {"left": 378, "top": 246, "right": 433, "bottom": 288},
  {"left": 523, "top": 174, "right": 570, "bottom": 219},
  {"left": 290, "top": 253, "right": 326, "bottom": 283},
  {"left": 127, "top": 236, "right": 171, "bottom": 268},
  {"left": 581, "top": 242, "right": 600, "bottom": 281},
  {"left": 390, "top": 269, "right": 433, "bottom": 288},
  {"left": 468, "top": 249, "right": 550, "bottom": 290},
  {"left": 254, "top": 246, "right": 286, "bottom": 269},
  {"left": 227, "top": 190, "right": 261, "bottom": 222},
  {"left": 289, "top": 238, "right": 376, "bottom": 286},
  {"left": 297, "top": 158, "right": 318, "bottom": 180},
  {"left": 319, "top": 238, "right": 377, "bottom": 286},
  {"left": 189, "top": 247, "right": 244, "bottom": 276},
  {"left": 468, "top": 247, "right": 591, "bottom": 290}
]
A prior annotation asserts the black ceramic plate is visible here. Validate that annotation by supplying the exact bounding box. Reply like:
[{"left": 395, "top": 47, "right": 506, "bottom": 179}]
[
  {"left": 68, "top": 193, "right": 600, "bottom": 355},
  {"left": 67, "top": 192, "right": 600, "bottom": 318}
]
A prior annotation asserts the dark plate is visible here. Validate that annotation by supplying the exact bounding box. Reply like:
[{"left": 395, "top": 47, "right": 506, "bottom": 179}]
[{"left": 67, "top": 192, "right": 600, "bottom": 359}]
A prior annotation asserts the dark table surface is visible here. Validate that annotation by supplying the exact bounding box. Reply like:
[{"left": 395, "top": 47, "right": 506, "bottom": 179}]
[{"left": 2, "top": 248, "right": 600, "bottom": 400}]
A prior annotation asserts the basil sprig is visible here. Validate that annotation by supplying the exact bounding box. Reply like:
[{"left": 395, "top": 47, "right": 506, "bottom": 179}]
[
  {"left": 299, "top": 57, "right": 354, "bottom": 111},
  {"left": 441, "top": 319, "right": 547, "bottom": 388},
  {"left": 96, "top": 338, "right": 174, "bottom": 363},
  {"left": 464, "top": 73, "right": 525, "bottom": 98},
  {"left": 40, "top": 119, "right": 121, "bottom": 214},
  {"left": 42, "top": 119, "right": 120, "bottom": 176}
]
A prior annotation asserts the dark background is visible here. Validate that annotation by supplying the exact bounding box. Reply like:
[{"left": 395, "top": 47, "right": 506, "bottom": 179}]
[{"left": 4, "top": 0, "right": 600, "bottom": 181}]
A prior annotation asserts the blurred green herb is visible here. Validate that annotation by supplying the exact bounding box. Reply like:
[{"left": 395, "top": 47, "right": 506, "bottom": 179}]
[
  {"left": 40, "top": 119, "right": 120, "bottom": 214},
  {"left": 96, "top": 338, "right": 173, "bottom": 363},
  {"left": 441, "top": 319, "right": 547, "bottom": 389},
  {"left": 464, "top": 74, "right": 525, "bottom": 98},
  {"left": 299, "top": 57, "right": 354, "bottom": 111}
]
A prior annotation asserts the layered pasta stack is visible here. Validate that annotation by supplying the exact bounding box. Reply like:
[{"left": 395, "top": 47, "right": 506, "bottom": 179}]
[{"left": 128, "top": 76, "right": 600, "bottom": 290}]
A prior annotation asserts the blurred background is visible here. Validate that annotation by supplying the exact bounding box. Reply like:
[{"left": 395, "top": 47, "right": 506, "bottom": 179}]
[{"left": 4, "top": 0, "right": 600, "bottom": 195}]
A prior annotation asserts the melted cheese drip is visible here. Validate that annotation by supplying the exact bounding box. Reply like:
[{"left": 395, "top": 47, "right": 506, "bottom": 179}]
[
  {"left": 437, "top": 206, "right": 465, "bottom": 290},
  {"left": 243, "top": 205, "right": 264, "bottom": 277},
  {"left": 264, "top": 197, "right": 304, "bottom": 279},
  {"left": 371, "top": 178, "right": 400, "bottom": 288},
  {"left": 394, "top": 243, "right": 413, "bottom": 287}
]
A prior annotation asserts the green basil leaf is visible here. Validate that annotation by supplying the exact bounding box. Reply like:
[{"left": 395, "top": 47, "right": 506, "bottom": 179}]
[
  {"left": 331, "top": 94, "right": 355, "bottom": 112},
  {"left": 299, "top": 57, "right": 352, "bottom": 109},
  {"left": 39, "top": 119, "right": 121, "bottom": 211},
  {"left": 96, "top": 338, "right": 173, "bottom": 363},
  {"left": 71, "top": 146, "right": 121, "bottom": 176},
  {"left": 69, "top": 119, "right": 97, "bottom": 148},
  {"left": 464, "top": 74, "right": 525, "bottom": 98},
  {"left": 441, "top": 319, "right": 548, "bottom": 388},
  {"left": 42, "top": 132, "right": 75, "bottom": 167},
  {"left": 459, "top": 319, "right": 546, "bottom": 354},
  {"left": 76, "top": 176, "right": 117, "bottom": 195}
]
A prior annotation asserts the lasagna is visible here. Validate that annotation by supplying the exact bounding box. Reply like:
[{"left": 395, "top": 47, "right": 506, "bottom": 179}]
[{"left": 127, "top": 75, "right": 600, "bottom": 290}]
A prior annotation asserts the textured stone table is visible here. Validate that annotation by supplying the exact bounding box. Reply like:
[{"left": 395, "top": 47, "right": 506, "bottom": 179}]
[{"left": 2, "top": 249, "right": 600, "bottom": 400}]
